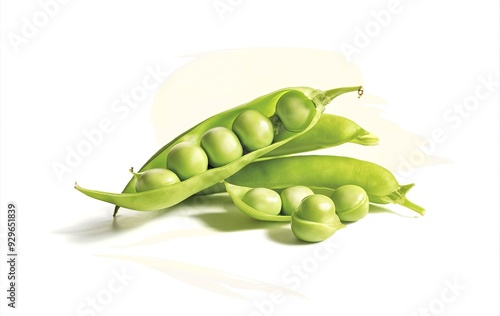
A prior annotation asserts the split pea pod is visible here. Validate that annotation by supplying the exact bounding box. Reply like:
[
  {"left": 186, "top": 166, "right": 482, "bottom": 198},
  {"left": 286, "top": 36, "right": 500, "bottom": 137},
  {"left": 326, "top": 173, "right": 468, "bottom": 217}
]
[
  {"left": 225, "top": 182, "right": 345, "bottom": 242},
  {"left": 216, "top": 155, "right": 425, "bottom": 215},
  {"left": 76, "top": 86, "right": 363, "bottom": 213}
]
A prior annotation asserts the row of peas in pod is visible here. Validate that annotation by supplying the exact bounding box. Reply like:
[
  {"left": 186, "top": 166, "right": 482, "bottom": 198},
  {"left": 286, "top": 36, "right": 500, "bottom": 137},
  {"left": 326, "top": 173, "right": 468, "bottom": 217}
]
[
  {"left": 133, "top": 108, "right": 277, "bottom": 189},
  {"left": 239, "top": 185, "right": 368, "bottom": 242},
  {"left": 134, "top": 91, "right": 313, "bottom": 190},
  {"left": 76, "top": 84, "right": 424, "bottom": 243}
]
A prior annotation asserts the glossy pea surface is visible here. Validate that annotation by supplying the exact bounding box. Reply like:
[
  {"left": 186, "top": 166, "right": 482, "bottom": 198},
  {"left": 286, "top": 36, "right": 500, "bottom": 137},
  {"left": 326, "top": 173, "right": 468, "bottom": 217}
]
[
  {"left": 242, "top": 188, "right": 281, "bottom": 216},
  {"left": 291, "top": 194, "right": 344, "bottom": 242},
  {"left": 134, "top": 168, "right": 180, "bottom": 192},
  {"left": 276, "top": 91, "right": 316, "bottom": 132},
  {"left": 296, "top": 194, "right": 336, "bottom": 223},
  {"left": 280, "top": 186, "right": 314, "bottom": 215},
  {"left": 166, "top": 142, "right": 208, "bottom": 180},
  {"left": 232, "top": 110, "right": 274, "bottom": 151},
  {"left": 201, "top": 127, "right": 243, "bottom": 167},
  {"left": 330, "top": 185, "right": 369, "bottom": 222}
]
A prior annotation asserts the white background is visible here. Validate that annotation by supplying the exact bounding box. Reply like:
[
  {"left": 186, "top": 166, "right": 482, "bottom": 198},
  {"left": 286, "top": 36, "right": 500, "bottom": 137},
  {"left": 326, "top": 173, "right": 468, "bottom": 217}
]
[{"left": 1, "top": 1, "right": 499, "bottom": 316}]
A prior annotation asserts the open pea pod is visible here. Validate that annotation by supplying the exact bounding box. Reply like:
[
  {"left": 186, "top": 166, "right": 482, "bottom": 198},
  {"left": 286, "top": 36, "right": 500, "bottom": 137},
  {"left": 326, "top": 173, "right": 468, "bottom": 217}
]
[
  {"left": 264, "top": 114, "right": 378, "bottom": 157},
  {"left": 223, "top": 182, "right": 338, "bottom": 222},
  {"left": 76, "top": 86, "right": 362, "bottom": 212},
  {"left": 206, "top": 155, "right": 425, "bottom": 215}
]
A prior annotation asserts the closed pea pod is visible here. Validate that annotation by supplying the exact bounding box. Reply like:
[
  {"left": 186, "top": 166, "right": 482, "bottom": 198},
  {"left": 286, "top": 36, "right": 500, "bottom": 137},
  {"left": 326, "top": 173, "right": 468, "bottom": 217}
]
[
  {"left": 266, "top": 114, "right": 378, "bottom": 157},
  {"left": 76, "top": 86, "right": 363, "bottom": 213}
]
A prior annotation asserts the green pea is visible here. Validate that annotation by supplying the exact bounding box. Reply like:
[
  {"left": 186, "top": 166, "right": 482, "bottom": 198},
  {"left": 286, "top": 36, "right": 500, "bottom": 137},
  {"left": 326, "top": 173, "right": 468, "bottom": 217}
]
[
  {"left": 166, "top": 142, "right": 208, "bottom": 180},
  {"left": 291, "top": 194, "right": 344, "bottom": 242},
  {"left": 242, "top": 188, "right": 281, "bottom": 216},
  {"left": 280, "top": 186, "right": 314, "bottom": 215},
  {"left": 134, "top": 168, "right": 180, "bottom": 192},
  {"left": 200, "top": 127, "right": 243, "bottom": 167},
  {"left": 330, "top": 185, "right": 369, "bottom": 222},
  {"left": 295, "top": 194, "right": 335, "bottom": 223},
  {"left": 276, "top": 91, "right": 316, "bottom": 132},
  {"left": 232, "top": 110, "right": 274, "bottom": 151}
]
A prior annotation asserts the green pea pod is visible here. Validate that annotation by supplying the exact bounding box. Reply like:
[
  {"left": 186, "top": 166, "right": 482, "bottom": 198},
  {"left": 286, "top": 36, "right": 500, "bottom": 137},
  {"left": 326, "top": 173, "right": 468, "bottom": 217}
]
[
  {"left": 76, "top": 86, "right": 362, "bottom": 212},
  {"left": 218, "top": 155, "right": 425, "bottom": 215},
  {"left": 265, "top": 114, "right": 378, "bottom": 157},
  {"left": 224, "top": 182, "right": 291, "bottom": 222}
]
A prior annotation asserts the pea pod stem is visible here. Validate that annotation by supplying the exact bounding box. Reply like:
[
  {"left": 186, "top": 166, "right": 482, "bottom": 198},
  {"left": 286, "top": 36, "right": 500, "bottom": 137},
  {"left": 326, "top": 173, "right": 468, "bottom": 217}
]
[
  {"left": 312, "top": 86, "right": 364, "bottom": 105},
  {"left": 128, "top": 167, "right": 140, "bottom": 177}
]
